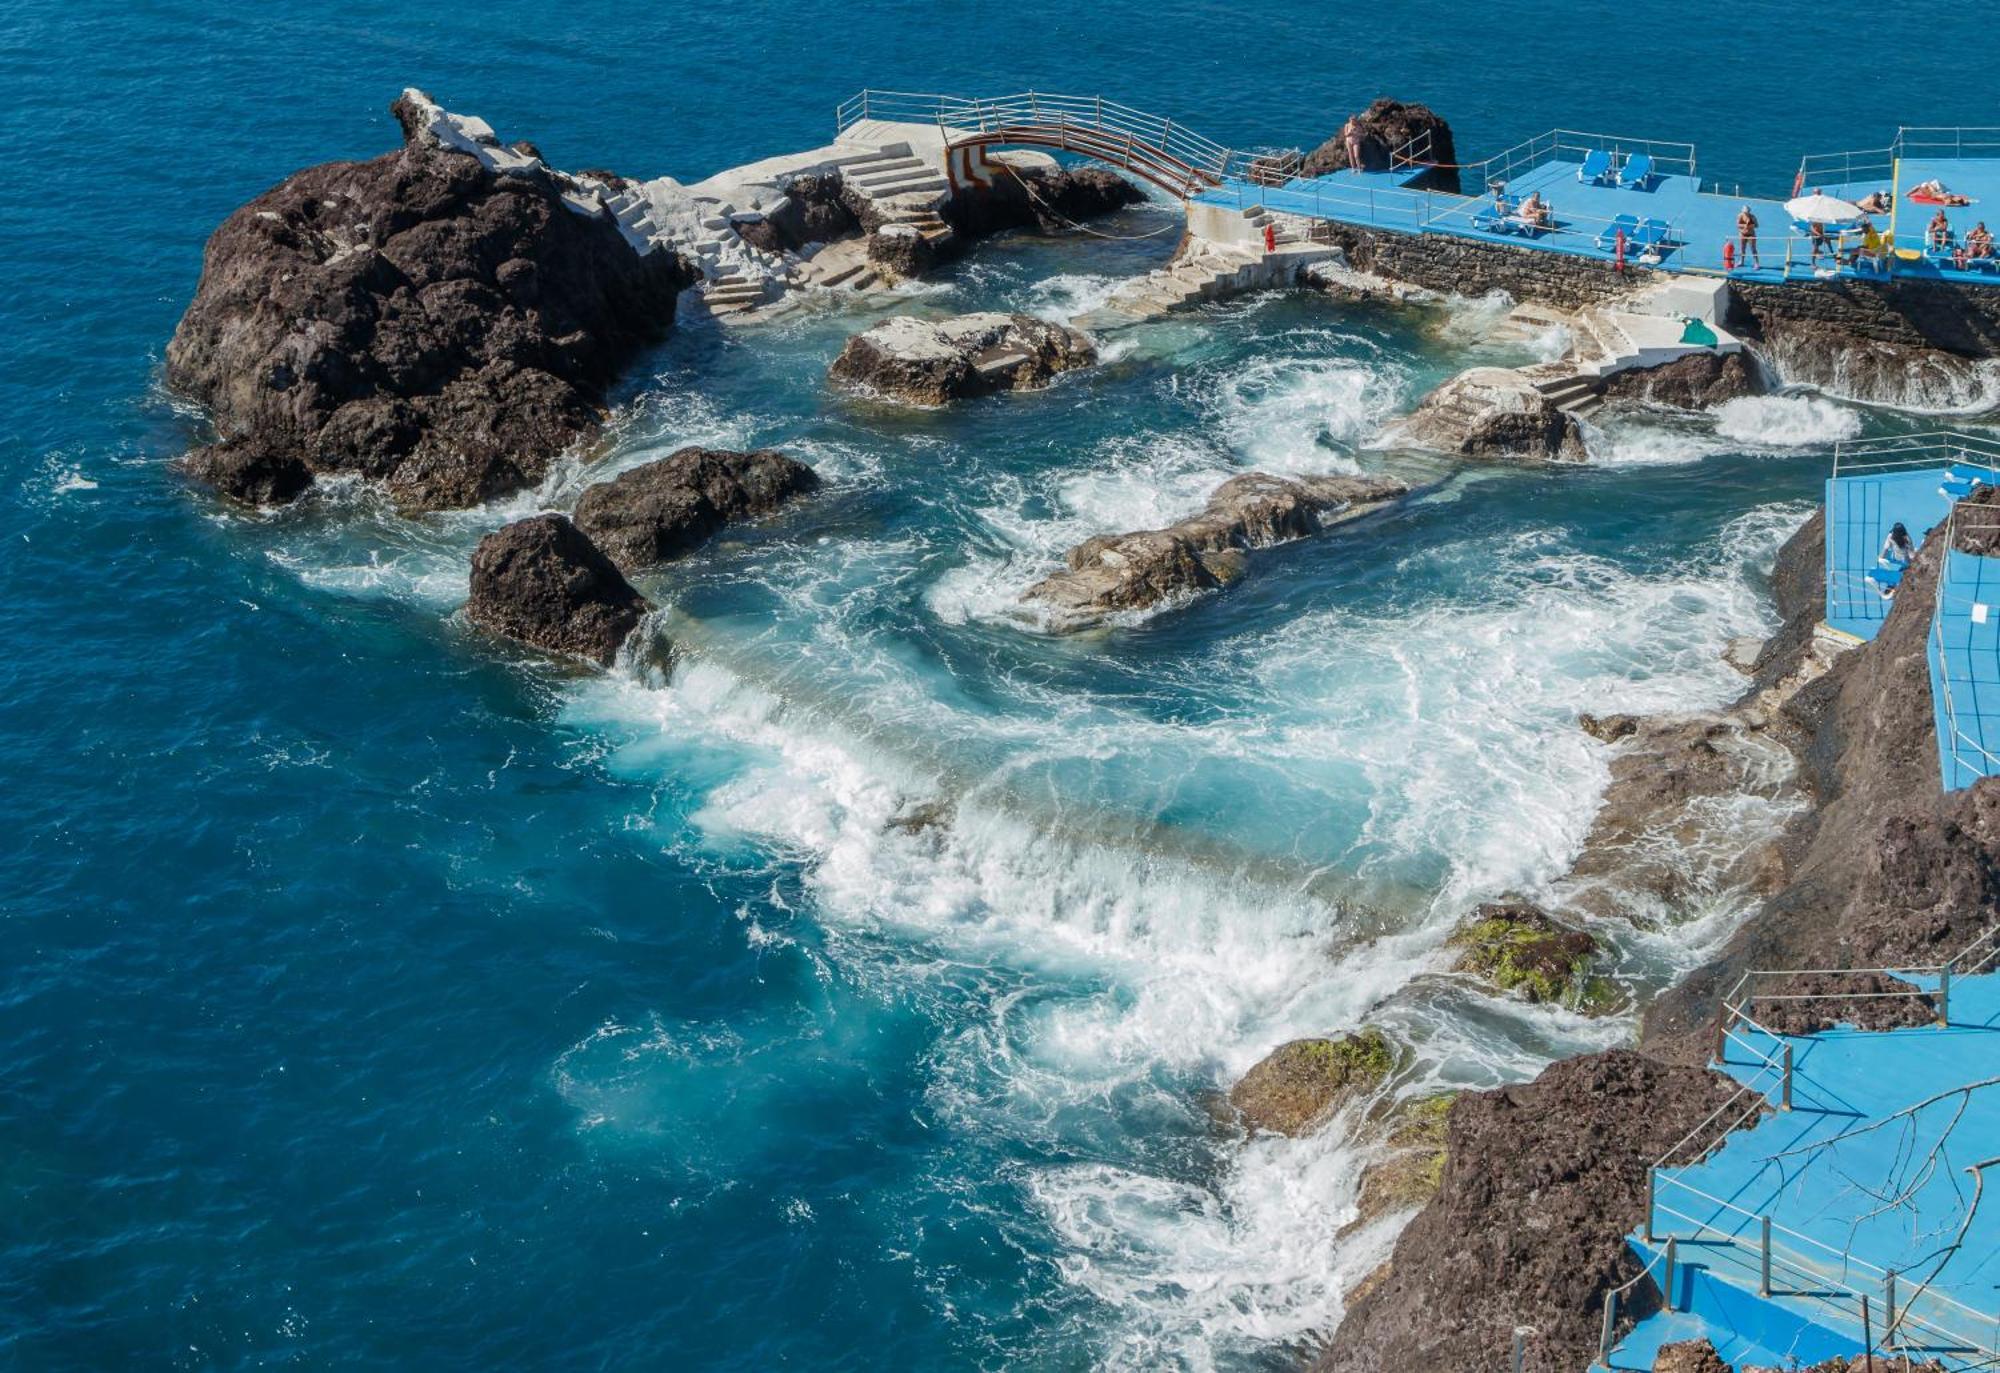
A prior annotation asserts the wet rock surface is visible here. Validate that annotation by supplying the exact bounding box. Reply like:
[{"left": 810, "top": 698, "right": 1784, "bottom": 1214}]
[
  {"left": 1314, "top": 1051, "right": 1741, "bottom": 1373},
  {"left": 1449, "top": 903, "right": 1607, "bottom": 1009},
  {"left": 828, "top": 312, "right": 1096, "bottom": 405},
  {"left": 1347, "top": 1094, "right": 1455, "bottom": 1231},
  {"left": 1594, "top": 349, "right": 1767, "bottom": 409},
  {"left": 571, "top": 446, "right": 818, "bottom": 573},
  {"left": 465, "top": 514, "right": 652, "bottom": 667},
  {"left": 1227, "top": 1030, "right": 1395, "bottom": 1137},
  {"left": 1301, "top": 99, "right": 1460, "bottom": 193},
  {"left": 1023, "top": 472, "right": 1409, "bottom": 628},
  {"left": 1745, "top": 970, "right": 1937, "bottom": 1035},
  {"left": 1398, "top": 368, "right": 1588, "bottom": 462},
  {"left": 167, "top": 90, "right": 692, "bottom": 511}
]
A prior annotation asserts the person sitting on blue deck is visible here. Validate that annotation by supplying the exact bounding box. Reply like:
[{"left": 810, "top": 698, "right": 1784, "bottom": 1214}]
[
  {"left": 1875, "top": 521, "right": 1918, "bottom": 599},
  {"left": 1517, "top": 192, "right": 1550, "bottom": 230},
  {"left": 1928, "top": 208, "right": 1953, "bottom": 250},
  {"left": 1969, "top": 222, "right": 1994, "bottom": 260},
  {"left": 1856, "top": 188, "right": 1892, "bottom": 215}
]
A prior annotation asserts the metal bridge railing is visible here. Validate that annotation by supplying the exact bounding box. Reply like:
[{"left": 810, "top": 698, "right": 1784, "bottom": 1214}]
[
  {"left": 1795, "top": 125, "right": 2000, "bottom": 193},
  {"left": 833, "top": 88, "right": 1277, "bottom": 191}
]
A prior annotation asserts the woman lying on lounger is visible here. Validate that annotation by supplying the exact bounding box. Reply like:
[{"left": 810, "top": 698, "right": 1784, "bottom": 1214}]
[
  {"left": 1912, "top": 178, "right": 1974, "bottom": 206},
  {"left": 1856, "top": 189, "right": 1892, "bottom": 214}
]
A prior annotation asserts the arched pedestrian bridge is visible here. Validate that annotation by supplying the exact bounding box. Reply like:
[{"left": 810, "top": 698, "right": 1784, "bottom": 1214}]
[{"left": 834, "top": 89, "right": 1310, "bottom": 200}]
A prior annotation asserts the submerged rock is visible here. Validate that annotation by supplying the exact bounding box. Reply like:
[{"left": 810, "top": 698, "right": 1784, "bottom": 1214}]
[
  {"left": 1397, "top": 368, "right": 1588, "bottom": 462},
  {"left": 572, "top": 447, "right": 818, "bottom": 573},
  {"left": 167, "top": 89, "right": 692, "bottom": 511},
  {"left": 1301, "top": 99, "right": 1459, "bottom": 193},
  {"left": 466, "top": 514, "right": 652, "bottom": 667},
  {"left": 1023, "top": 472, "right": 1409, "bottom": 629},
  {"left": 1228, "top": 1029, "right": 1396, "bottom": 1137},
  {"left": 828, "top": 312, "right": 1096, "bottom": 405},
  {"left": 1449, "top": 902, "right": 1610, "bottom": 1010},
  {"left": 1315, "top": 1051, "right": 1741, "bottom": 1373}
]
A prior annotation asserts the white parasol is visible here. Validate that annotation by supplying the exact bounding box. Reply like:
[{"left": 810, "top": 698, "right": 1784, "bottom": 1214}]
[{"left": 1784, "top": 193, "right": 1866, "bottom": 224}]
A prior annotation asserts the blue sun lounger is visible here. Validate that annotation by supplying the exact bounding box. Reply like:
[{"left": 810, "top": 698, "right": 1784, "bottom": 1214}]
[
  {"left": 1941, "top": 465, "right": 1992, "bottom": 500},
  {"left": 1579, "top": 149, "right": 1614, "bottom": 185},
  {"left": 1630, "top": 217, "right": 1671, "bottom": 250},
  {"left": 1596, "top": 213, "right": 1639, "bottom": 251},
  {"left": 1619, "top": 152, "right": 1655, "bottom": 190}
]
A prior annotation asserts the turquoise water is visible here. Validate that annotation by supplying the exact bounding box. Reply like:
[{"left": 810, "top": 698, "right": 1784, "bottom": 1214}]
[{"left": 3, "top": 3, "right": 1990, "bottom": 1368}]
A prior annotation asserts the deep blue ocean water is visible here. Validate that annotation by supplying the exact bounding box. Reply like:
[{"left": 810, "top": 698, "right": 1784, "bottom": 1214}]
[{"left": 4, "top": 3, "right": 1994, "bottom": 1368}]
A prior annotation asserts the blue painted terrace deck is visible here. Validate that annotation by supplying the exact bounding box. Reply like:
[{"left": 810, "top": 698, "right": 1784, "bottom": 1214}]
[
  {"left": 1822, "top": 434, "right": 2000, "bottom": 793},
  {"left": 1597, "top": 961, "right": 2000, "bottom": 1371},
  {"left": 1195, "top": 132, "right": 2000, "bottom": 288}
]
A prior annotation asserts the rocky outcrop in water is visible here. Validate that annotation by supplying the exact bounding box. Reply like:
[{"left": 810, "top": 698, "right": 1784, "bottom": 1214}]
[
  {"left": 943, "top": 163, "right": 1146, "bottom": 238},
  {"left": 1749, "top": 321, "right": 1999, "bottom": 413},
  {"left": 1398, "top": 368, "right": 1588, "bottom": 462},
  {"left": 1593, "top": 349, "right": 1767, "bottom": 409},
  {"left": 1315, "top": 1051, "right": 1740, "bottom": 1373},
  {"left": 572, "top": 447, "right": 819, "bottom": 573},
  {"left": 466, "top": 514, "right": 652, "bottom": 667},
  {"left": 829, "top": 313, "right": 1096, "bottom": 405},
  {"left": 168, "top": 91, "right": 692, "bottom": 510},
  {"left": 1449, "top": 903, "right": 1609, "bottom": 1009},
  {"left": 1300, "top": 99, "right": 1460, "bottom": 194},
  {"left": 1022, "top": 472, "right": 1409, "bottom": 629},
  {"left": 1227, "top": 1030, "right": 1395, "bottom": 1137}
]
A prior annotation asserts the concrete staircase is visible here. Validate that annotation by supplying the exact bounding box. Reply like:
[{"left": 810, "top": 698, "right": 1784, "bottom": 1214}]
[{"left": 1075, "top": 241, "right": 1335, "bottom": 327}]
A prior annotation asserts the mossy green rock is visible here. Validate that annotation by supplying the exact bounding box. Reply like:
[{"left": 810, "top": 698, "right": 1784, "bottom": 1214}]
[
  {"left": 1450, "top": 902, "right": 1606, "bottom": 1010},
  {"left": 1227, "top": 1029, "right": 1397, "bottom": 1137},
  {"left": 1351, "top": 1093, "right": 1456, "bottom": 1225}
]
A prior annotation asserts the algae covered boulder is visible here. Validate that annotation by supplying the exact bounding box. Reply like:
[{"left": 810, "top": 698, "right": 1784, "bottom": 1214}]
[
  {"left": 1350, "top": 1092, "right": 1455, "bottom": 1227},
  {"left": 1228, "top": 1029, "right": 1396, "bottom": 1137},
  {"left": 1449, "top": 902, "right": 1611, "bottom": 1011}
]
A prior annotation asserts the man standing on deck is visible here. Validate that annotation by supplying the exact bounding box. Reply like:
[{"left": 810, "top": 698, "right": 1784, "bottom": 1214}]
[{"left": 1737, "top": 204, "right": 1761, "bottom": 269}]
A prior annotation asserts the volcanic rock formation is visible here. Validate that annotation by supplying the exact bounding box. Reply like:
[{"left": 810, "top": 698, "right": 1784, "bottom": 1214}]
[
  {"left": 168, "top": 90, "right": 692, "bottom": 510},
  {"left": 465, "top": 514, "right": 652, "bottom": 667},
  {"left": 1023, "top": 472, "right": 1409, "bottom": 629},
  {"left": 1397, "top": 368, "right": 1589, "bottom": 462},
  {"left": 828, "top": 313, "right": 1096, "bottom": 405},
  {"left": 572, "top": 447, "right": 819, "bottom": 573},
  {"left": 1300, "top": 99, "right": 1460, "bottom": 193}
]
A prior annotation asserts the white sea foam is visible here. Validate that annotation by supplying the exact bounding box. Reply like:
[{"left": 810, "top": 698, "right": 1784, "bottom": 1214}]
[
  {"left": 1205, "top": 351, "right": 1406, "bottom": 472},
  {"left": 547, "top": 496, "right": 1802, "bottom": 1362},
  {"left": 1712, "top": 393, "right": 1863, "bottom": 446}
]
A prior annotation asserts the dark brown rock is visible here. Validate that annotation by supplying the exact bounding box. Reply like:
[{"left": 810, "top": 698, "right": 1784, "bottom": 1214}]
[
  {"left": 1746, "top": 970, "right": 1937, "bottom": 1035},
  {"left": 1315, "top": 1051, "right": 1741, "bottom": 1373},
  {"left": 1022, "top": 472, "right": 1409, "bottom": 628},
  {"left": 180, "top": 436, "right": 315, "bottom": 506},
  {"left": 1594, "top": 349, "right": 1768, "bottom": 409},
  {"left": 865, "top": 224, "right": 937, "bottom": 279},
  {"left": 1655, "top": 1339, "right": 1731, "bottom": 1373},
  {"left": 1301, "top": 100, "right": 1460, "bottom": 193},
  {"left": 571, "top": 447, "right": 818, "bottom": 572},
  {"left": 943, "top": 163, "right": 1145, "bottom": 238},
  {"left": 167, "top": 90, "right": 693, "bottom": 511},
  {"left": 465, "top": 514, "right": 652, "bottom": 667},
  {"left": 829, "top": 312, "right": 1096, "bottom": 405}
]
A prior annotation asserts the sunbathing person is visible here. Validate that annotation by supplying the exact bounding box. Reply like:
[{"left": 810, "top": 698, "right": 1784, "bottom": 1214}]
[
  {"left": 1856, "top": 189, "right": 1892, "bottom": 214},
  {"left": 1881, "top": 522, "right": 1917, "bottom": 567},
  {"left": 1736, "top": 205, "right": 1761, "bottom": 268},
  {"left": 1808, "top": 220, "right": 1832, "bottom": 264},
  {"left": 1969, "top": 222, "right": 1994, "bottom": 259},
  {"left": 1929, "top": 208, "right": 1953, "bottom": 249},
  {"left": 1517, "top": 192, "right": 1549, "bottom": 228},
  {"left": 1913, "top": 178, "right": 1974, "bottom": 206}
]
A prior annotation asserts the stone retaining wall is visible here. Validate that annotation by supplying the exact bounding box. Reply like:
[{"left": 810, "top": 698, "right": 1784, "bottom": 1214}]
[{"left": 1313, "top": 219, "right": 2000, "bottom": 361}]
